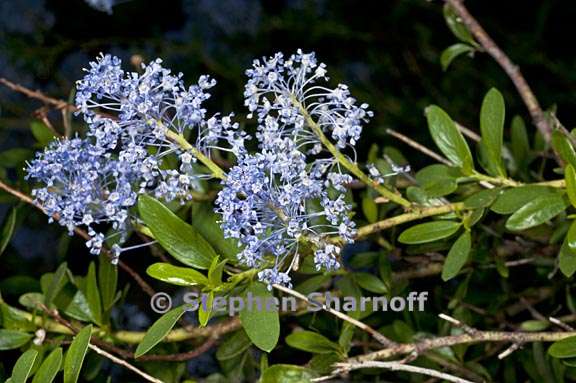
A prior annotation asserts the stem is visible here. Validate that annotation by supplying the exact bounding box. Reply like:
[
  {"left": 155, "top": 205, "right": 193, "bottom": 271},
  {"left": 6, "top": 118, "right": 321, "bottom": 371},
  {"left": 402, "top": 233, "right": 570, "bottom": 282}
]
[
  {"left": 355, "top": 202, "right": 465, "bottom": 238},
  {"left": 445, "top": 0, "right": 552, "bottom": 141},
  {"left": 349, "top": 330, "right": 576, "bottom": 363},
  {"left": 292, "top": 97, "right": 412, "bottom": 208},
  {"left": 164, "top": 130, "right": 226, "bottom": 180}
]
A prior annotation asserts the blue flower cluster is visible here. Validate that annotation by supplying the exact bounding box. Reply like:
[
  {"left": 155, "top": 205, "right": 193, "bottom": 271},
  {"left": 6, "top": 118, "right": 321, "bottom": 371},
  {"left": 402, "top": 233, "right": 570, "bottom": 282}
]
[
  {"left": 27, "top": 54, "right": 240, "bottom": 259},
  {"left": 216, "top": 50, "right": 372, "bottom": 287},
  {"left": 27, "top": 51, "right": 371, "bottom": 286}
]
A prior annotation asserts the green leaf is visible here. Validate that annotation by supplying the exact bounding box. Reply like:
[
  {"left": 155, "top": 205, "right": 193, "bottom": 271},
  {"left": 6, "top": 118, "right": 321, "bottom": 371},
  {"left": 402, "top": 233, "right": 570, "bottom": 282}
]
[
  {"left": 464, "top": 188, "right": 502, "bottom": 209},
  {"left": 0, "top": 148, "right": 33, "bottom": 168},
  {"left": 198, "top": 291, "right": 213, "bottom": 327},
  {"left": 559, "top": 238, "right": 576, "bottom": 278},
  {"left": 260, "top": 365, "right": 316, "bottom": 383},
  {"left": 0, "top": 330, "right": 33, "bottom": 350},
  {"left": 190, "top": 204, "right": 240, "bottom": 261},
  {"left": 32, "top": 347, "right": 62, "bottom": 383},
  {"left": 521, "top": 320, "right": 550, "bottom": 332},
  {"left": 354, "top": 273, "right": 388, "bottom": 294},
  {"left": 511, "top": 115, "right": 530, "bottom": 168},
  {"left": 64, "top": 291, "right": 95, "bottom": 323},
  {"left": 398, "top": 221, "right": 461, "bottom": 244},
  {"left": 98, "top": 255, "right": 118, "bottom": 311},
  {"left": 491, "top": 186, "right": 560, "bottom": 214},
  {"left": 443, "top": 3, "right": 476, "bottom": 45},
  {"left": 361, "top": 193, "right": 378, "bottom": 223},
  {"left": 0, "top": 206, "right": 17, "bottom": 256},
  {"left": 146, "top": 263, "right": 208, "bottom": 287},
  {"left": 286, "top": 331, "right": 341, "bottom": 354},
  {"left": 552, "top": 130, "right": 576, "bottom": 169},
  {"left": 30, "top": 120, "right": 56, "bottom": 145},
  {"left": 216, "top": 330, "right": 252, "bottom": 361},
  {"left": 86, "top": 262, "right": 102, "bottom": 325},
  {"left": 135, "top": 306, "right": 186, "bottom": 358},
  {"left": 425, "top": 105, "right": 473, "bottom": 174},
  {"left": 441, "top": 231, "right": 471, "bottom": 281},
  {"left": 208, "top": 257, "right": 226, "bottom": 287},
  {"left": 549, "top": 336, "right": 576, "bottom": 358},
  {"left": 64, "top": 325, "right": 92, "bottom": 383},
  {"left": 568, "top": 221, "right": 576, "bottom": 252},
  {"left": 480, "top": 88, "right": 506, "bottom": 176},
  {"left": 566, "top": 165, "right": 576, "bottom": 208},
  {"left": 11, "top": 349, "right": 38, "bottom": 383},
  {"left": 440, "top": 43, "right": 474, "bottom": 71},
  {"left": 44, "top": 262, "right": 68, "bottom": 308},
  {"left": 505, "top": 195, "right": 567, "bottom": 231},
  {"left": 239, "top": 282, "right": 279, "bottom": 353},
  {"left": 138, "top": 195, "right": 216, "bottom": 269}
]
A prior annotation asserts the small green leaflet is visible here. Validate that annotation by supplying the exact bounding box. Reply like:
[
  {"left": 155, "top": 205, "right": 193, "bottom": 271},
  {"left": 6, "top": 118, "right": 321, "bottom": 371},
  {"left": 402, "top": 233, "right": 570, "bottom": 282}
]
[
  {"left": 135, "top": 305, "right": 187, "bottom": 358},
  {"left": 32, "top": 347, "right": 63, "bottom": 383},
  {"left": 10, "top": 349, "right": 38, "bottom": 383},
  {"left": 239, "top": 282, "right": 280, "bottom": 352},
  {"left": 480, "top": 88, "right": 506, "bottom": 177},
  {"left": 441, "top": 231, "right": 471, "bottom": 281},
  {"left": 64, "top": 325, "right": 92, "bottom": 383},
  {"left": 425, "top": 105, "right": 474, "bottom": 174},
  {"left": 505, "top": 194, "right": 567, "bottom": 231},
  {"left": 398, "top": 221, "right": 461, "bottom": 244},
  {"left": 138, "top": 195, "right": 216, "bottom": 269}
]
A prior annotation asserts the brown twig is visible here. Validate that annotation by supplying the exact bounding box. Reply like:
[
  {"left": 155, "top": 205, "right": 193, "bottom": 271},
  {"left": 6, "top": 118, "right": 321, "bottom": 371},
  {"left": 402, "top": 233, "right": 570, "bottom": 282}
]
[
  {"left": 444, "top": 0, "right": 552, "bottom": 141},
  {"left": 386, "top": 128, "right": 451, "bottom": 165},
  {"left": 348, "top": 329, "right": 576, "bottom": 363},
  {"left": 0, "top": 179, "right": 157, "bottom": 297}
]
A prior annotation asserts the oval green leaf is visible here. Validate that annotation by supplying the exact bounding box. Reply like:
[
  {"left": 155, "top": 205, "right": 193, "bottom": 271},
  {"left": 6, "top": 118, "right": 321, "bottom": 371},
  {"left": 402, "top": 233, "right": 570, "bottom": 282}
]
[
  {"left": 441, "top": 231, "right": 471, "bottom": 281},
  {"left": 354, "top": 273, "right": 388, "bottom": 294},
  {"left": 239, "top": 282, "right": 279, "bottom": 353},
  {"left": 11, "top": 349, "right": 38, "bottom": 383},
  {"left": 440, "top": 43, "right": 474, "bottom": 71},
  {"left": 398, "top": 221, "right": 461, "bottom": 245},
  {"left": 260, "top": 364, "right": 316, "bottom": 383},
  {"left": 480, "top": 88, "right": 506, "bottom": 176},
  {"left": 549, "top": 336, "right": 576, "bottom": 358},
  {"left": 32, "top": 347, "right": 63, "bottom": 383},
  {"left": 138, "top": 195, "right": 216, "bottom": 269},
  {"left": 135, "top": 305, "right": 187, "bottom": 358},
  {"left": 0, "top": 330, "right": 33, "bottom": 350},
  {"left": 491, "top": 186, "right": 560, "bottom": 214},
  {"left": 86, "top": 262, "right": 102, "bottom": 325},
  {"left": 64, "top": 325, "right": 92, "bottom": 383},
  {"left": 216, "top": 330, "right": 252, "bottom": 361},
  {"left": 286, "top": 331, "right": 341, "bottom": 354},
  {"left": 146, "top": 263, "right": 208, "bottom": 287},
  {"left": 552, "top": 130, "right": 576, "bottom": 169},
  {"left": 425, "top": 105, "right": 473, "bottom": 174},
  {"left": 566, "top": 165, "right": 576, "bottom": 208},
  {"left": 505, "top": 195, "right": 567, "bottom": 231}
]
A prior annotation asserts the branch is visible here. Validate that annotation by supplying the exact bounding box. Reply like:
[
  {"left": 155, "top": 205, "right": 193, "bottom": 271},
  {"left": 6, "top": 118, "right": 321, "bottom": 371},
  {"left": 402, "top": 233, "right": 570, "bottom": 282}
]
[
  {"left": 330, "top": 361, "right": 475, "bottom": 383},
  {"left": 0, "top": 179, "right": 157, "bottom": 297},
  {"left": 87, "top": 344, "right": 164, "bottom": 383},
  {"left": 347, "top": 329, "right": 576, "bottom": 363},
  {"left": 444, "top": 0, "right": 552, "bottom": 141},
  {"left": 355, "top": 202, "right": 465, "bottom": 238},
  {"left": 273, "top": 284, "right": 397, "bottom": 348}
]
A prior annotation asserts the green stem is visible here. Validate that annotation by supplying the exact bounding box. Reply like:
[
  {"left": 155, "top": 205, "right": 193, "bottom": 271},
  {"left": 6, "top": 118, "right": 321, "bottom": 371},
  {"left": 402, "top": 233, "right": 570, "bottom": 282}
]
[
  {"left": 292, "top": 98, "right": 412, "bottom": 208},
  {"left": 355, "top": 202, "right": 466, "bottom": 238},
  {"left": 164, "top": 130, "right": 226, "bottom": 180}
]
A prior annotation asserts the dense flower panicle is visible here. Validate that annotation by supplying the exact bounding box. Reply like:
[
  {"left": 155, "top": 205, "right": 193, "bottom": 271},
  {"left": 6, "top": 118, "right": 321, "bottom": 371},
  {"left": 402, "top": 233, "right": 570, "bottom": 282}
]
[
  {"left": 244, "top": 49, "right": 373, "bottom": 153},
  {"left": 215, "top": 149, "right": 356, "bottom": 287},
  {"left": 26, "top": 138, "right": 138, "bottom": 258},
  {"left": 27, "top": 54, "right": 243, "bottom": 260}
]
